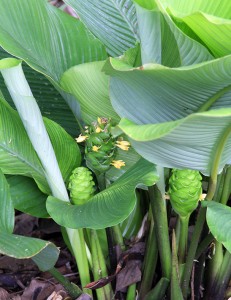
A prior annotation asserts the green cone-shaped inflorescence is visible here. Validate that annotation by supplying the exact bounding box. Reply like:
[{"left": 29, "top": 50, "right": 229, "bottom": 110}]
[
  {"left": 76, "top": 118, "right": 130, "bottom": 173},
  {"left": 168, "top": 169, "right": 202, "bottom": 217},
  {"left": 68, "top": 167, "right": 95, "bottom": 205}
]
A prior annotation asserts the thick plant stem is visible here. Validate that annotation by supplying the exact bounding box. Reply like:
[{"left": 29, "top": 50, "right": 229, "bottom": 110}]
[
  {"left": 149, "top": 185, "right": 171, "bottom": 280},
  {"left": 112, "top": 224, "right": 125, "bottom": 251},
  {"left": 90, "top": 229, "right": 112, "bottom": 300},
  {"left": 220, "top": 166, "right": 231, "bottom": 205},
  {"left": 212, "top": 251, "right": 231, "bottom": 299},
  {"left": 206, "top": 166, "right": 231, "bottom": 297},
  {"left": 178, "top": 215, "right": 190, "bottom": 265},
  {"left": 126, "top": 283, "right": 136, "bottom": 300},
  {"left": 68, "top": 229, "right": 91, "bottom": 294},
  {"left": 181, "top": 207, "right": 206, "bottom": 298},
  {"left": 49, "top": 267, "right": 82, "bottom": 298},
  {"left": 139, "top": 214, "right": 158, "bottom": 298}
]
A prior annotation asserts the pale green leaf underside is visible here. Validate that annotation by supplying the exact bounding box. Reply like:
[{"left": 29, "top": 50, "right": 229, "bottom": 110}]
[
  {"left": 173, "top": 12, "right": 231, "bottom": 58},
  {"left": 163, "top": 0, "right": 231, "bottom": 57},
  {"left": 104, "top": 55, "right": 231, "bottom": 124},
  {"left": 202, "top": 201, "right": 231, "bottom": 253},
  {"left": 0, "top": 97, "right": 81, "bottom": 194},
  {"left": 0, "top": 0, "right": 107, "bottom": 82},
  {"left": 7, "top": 175, "right": 48, "bottom": 218},
  {"left": 60, "top": 61, "right": 120, "bottom": 124},
  {"left": 118, "top": 109, "right": 231, "bottom": 175},
  {"left": 163, "top": 0, "right": 231, "bottom": 18},
  {"left": 133, "top": 0, "right": 213, "bottom": 66},
  {"left": 46, "top": 158, "right": 158, "bottom": 229},
  {"left": 0, "top": 170, "right": 14, "bottom": 233},
  {"left": 0, "top": 232, "right": 59, "bottom": 271},
  {"left": 64, "top": 0, "right": 138, "bottom": 56}
]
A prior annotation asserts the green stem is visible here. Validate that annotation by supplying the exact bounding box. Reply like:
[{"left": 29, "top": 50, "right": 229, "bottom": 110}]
[
  {"left": 178, "top": 215, "right": 190, "bottom": 265},
  {"left": 90, "top": 229, "right": 112, "bottom": 300},
  {"left": 213, "top": 251, "right": 231, "bottom": 299},
  {"left": 220, "top": 166, "right": 231, "bottom": 205},
  {"left": 112, "top": 224, "right": 125, "bottom": 251},
  {"left": 149, "top": 185, "right": 172, "bottom": 280},
  {"left": 126, "top": 283, "right": 137, "bottom": 300},
  {"left": 68, "top": 229, "right": 92, "bottom": 295},
  {"left": 181, "top": 161, "right": 220, "bottom": 298},
  {"left": 181, "top": 206, "right": 206, "bottom": 298},
  {"left": 195, "top": 233, "right": 214, "bottom": 260},
  {"left": 49, "top": 267, "right": 82, "bottom": 298},
  {"left": 139, "top": 213, "right": 158, "bottom": 298},
  {"left": 144, "top": 277, "right": 170, "bottom": 300},
  {"left": 197, "top": 85, "right": 231, "bottom": 112},
  {"left": 206, "top": 166, "right": 231, "bottom": 295}
]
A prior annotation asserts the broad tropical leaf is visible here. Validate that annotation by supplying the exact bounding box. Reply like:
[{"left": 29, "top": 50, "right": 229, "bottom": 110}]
[
  {"left": 64, "top": 0, "right": 138, "bottom": 56},
  {"left": 202, "top": 201, "right": 231, "bottom": 253},
  {"left": 46, "top": 158, "right": 158, "bottom": 229},
  {"left": 164, "top": 0, "right": 231, "bottom": 58},
  {"left": 133, "top": 0, "right": 213, "bottom": 65},
  {"left": 118, "top": 109, "right": 231, "bottom": 175},
  {"left": 0, "top": 232, "right": 59, "bottom": 271},
  {"left": 0, "top": 0, "right": 107, "bottom": 82},
  {"left": 104, "top": 56, "right": 231, "bottom": 124},
  {"left": 0, "top": 169, "right": 14, "bottom": 233},
  {"left": 60, "top": 61, "right": 120, "bottom": 124},
  {"left": 7, "top": 175, "right": 48, "bottom": 218}
]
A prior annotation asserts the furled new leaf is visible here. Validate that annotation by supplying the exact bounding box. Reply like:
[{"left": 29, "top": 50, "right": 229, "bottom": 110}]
[
  {"left": 46, "top": 158, "right": 158, "bottom": 229},
  {"left": 0, "top": 232, "right": 59, "bottom": 271},
  {"left": 64, "top": 0, "right": 138, "bottom": 56},
  {"left": 0, "top": 169, "right": 14, "bottom": 233},
  {"left": 0, "top": 97, "right": 80, "bottom": 194},
  {"left": 202, "top": 201, "right": 231, "bottom": 253},
  {"left": 0, "top": 47, "right": 77, "bottom": 136}
]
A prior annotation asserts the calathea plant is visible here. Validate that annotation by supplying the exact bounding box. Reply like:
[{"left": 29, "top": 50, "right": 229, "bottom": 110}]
[{"left": 0, "top": 0, "right": 230, "bottom": 299}]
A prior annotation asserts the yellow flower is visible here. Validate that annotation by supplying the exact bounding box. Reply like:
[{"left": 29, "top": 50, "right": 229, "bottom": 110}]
[
  {"left": 92, "top": 145, "right": 100, "bottom": 152},
  {"left": 116, "top": 140, "right": 130, "bottom": 151},
  {"left": 75, "top": 134, "right": 88, "bottom": 143},
  {"left": 110, "top": 160, "right": 126, "bottom": 169},
  {"left": 95, "top": 126, "right": 102, "bottom": 133}
]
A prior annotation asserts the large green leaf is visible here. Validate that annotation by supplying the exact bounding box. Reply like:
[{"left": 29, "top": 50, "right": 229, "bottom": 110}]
[
  {"left": 164, "top": 0, "right": 231, "bottom": 58},
  {"left": 0, "top": 48, "right": 77, "bottom": 136},
  {"left": 104, "top": 56, "right": 231, "bottom": 124},
  {"left": 0, "top": 97, "right": 80, "bottom": 194},
  {"left": 64, "top": 0, "right": 138, "bottom": 56},
  {"left": 133, "top": 0, "right": 213, "bottom": 65},
  {"left": 46, "top": 158, "right": 158, "bottom": 229},
  {"left": 0, "top": 0, "right": 107, "bottom": 82},
  {"left": 202, "top": 201, "right": 231, "bottom": 253},
  {"left": 0, "top": 170, "right": 14, "bottom": 233},
  {"left": 60, "top": 61, "right": 120, "bottom": 124},
  {"left": 0, "top": 232, "right": 59, "bottom": 271},
  {"left": 7, "top": 175, "right": 48, "bottom": 218},
  {"left": 118, "top": 109, "right": 231, "bottom": 175}
]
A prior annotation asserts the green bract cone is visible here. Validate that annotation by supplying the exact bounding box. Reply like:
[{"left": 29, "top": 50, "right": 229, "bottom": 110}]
[
  {"left": 68, "top": 167, "right": 95, "bottom": 205},
  {"left": 168, "top": 169, "right": 202, "bottom": 217},
  {"left": 85, "top": 118, "right": 116, "bottom": 173}
]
